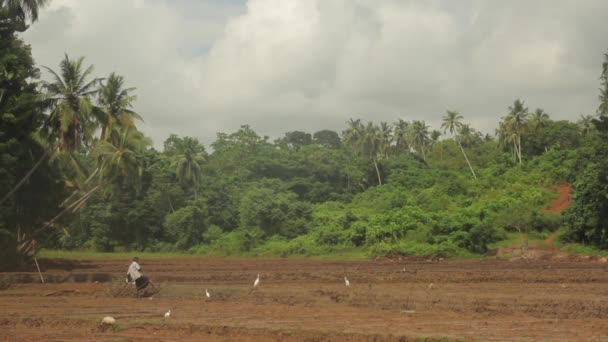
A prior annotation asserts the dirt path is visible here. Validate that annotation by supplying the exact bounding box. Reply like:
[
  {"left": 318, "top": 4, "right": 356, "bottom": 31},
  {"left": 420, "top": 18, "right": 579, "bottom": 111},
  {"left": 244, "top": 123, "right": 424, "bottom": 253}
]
[
  {"left": 2, "top": 257, "right": 608, "bottom": 341},
  {"left": 543, "top": 183, "right": 572, "bottom": 251}
]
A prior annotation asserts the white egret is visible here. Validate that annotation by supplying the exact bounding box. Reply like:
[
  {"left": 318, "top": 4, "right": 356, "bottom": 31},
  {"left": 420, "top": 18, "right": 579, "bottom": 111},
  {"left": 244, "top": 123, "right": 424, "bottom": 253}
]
[
  {"left": 253, "top": 274, "right": 260, "bottom": 287},
  {"left": 428, "top": 283, "right": 435, "bottom": 290},
  {"left": 164, "top": 309, "right": 171, "bottom": 319},
  {"left": 205, "top": 288, "right": 210, "bottom": 298},
  {"left": 344, "top": 276, "right": 350, "bottom": 287}
]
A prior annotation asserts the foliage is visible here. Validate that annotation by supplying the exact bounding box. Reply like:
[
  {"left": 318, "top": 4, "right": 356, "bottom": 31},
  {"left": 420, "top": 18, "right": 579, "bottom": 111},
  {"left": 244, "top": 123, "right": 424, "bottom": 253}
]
[{"left": 5, "top": 3, "right": 608, "bottom": 266}]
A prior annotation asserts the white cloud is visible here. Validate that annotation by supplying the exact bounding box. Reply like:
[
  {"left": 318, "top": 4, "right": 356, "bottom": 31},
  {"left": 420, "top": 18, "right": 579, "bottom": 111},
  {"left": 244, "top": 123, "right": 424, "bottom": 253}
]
[{"left": 23, "top": 0, "right": 608, "bottom": 147}]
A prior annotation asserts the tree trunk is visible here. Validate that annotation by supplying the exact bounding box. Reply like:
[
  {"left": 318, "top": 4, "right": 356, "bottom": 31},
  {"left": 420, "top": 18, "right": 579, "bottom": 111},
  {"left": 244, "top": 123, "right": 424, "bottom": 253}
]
[
  {"left": 0, "top": 150, "right": 49, "bottom": 205},
  {"left": 517, "top": 135, "right": 522, "bottom": 164},
  {"left": 33, "top": 185, "right": 101, "bottom": 237},
  {"left": 457, "top": 139, "right": 477, "bottom": 180},
  {"left": 373, "top": 159, "right": 382, "bottom": 185}
]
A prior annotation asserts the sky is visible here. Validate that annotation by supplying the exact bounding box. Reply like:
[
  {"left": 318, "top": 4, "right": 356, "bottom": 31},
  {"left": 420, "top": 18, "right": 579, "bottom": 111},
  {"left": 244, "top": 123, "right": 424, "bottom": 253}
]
[{"left": 23, "top": 0, "right": 608, "bottom": 148}]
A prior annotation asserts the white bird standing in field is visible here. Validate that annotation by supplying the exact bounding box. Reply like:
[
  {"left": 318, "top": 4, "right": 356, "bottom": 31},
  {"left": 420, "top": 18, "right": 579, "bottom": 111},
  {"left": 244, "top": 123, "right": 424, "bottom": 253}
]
[
  {"left": 253, "top": 274, "right": 260, "bottom": 287},
  {"left": 344, "top": 276, "right": 350, "bottom": 287},
  {"left": 205, "top": 288, "right": 210, "bottom": 298},
  {"left": 428, "top": 283, "right": 435, "bottom": 290},
  {"left": 164, "top": 309, "right": 171, "bottom": 319}
]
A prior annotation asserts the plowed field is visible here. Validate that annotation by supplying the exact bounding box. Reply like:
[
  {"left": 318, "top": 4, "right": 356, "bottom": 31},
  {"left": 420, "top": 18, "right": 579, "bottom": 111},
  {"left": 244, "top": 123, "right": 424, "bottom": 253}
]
[{"left": 2, "top": 257, "right": 608, "bottom": 341}]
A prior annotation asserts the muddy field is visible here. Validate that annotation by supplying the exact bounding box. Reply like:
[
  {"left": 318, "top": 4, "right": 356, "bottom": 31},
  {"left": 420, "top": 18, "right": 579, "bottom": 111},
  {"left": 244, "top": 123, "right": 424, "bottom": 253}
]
[{"left": 1, "top": 257, "right": 608, "bottom": 341}]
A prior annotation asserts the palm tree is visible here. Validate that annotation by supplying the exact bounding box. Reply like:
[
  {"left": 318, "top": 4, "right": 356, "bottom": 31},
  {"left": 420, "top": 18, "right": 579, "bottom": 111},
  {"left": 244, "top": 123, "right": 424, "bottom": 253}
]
[
  {"left": 393, "top": 119, "right": 410, "bottom": 152},
  {"left": 497, "top": 120, "right": 518, "bottom": 162},
  {"left": 503, "top": 99, "right": 529, "bottom": 164},
  {"left": 360, "top": 122, "right": 383, "bottom": 185},
  {"left": 34, "top": 127, "right": 150, "bottom": 239},
  {"left": 0, "top": 0, "right": 48, "bottom": 34},
  {"left": 343, "top": 118, "right": 363, "bottom": 148},
  {"left": 530, "top": 108, "right": 550, "bottom": 133},
  {"left": 42, "top": 54, "right": 100, "bottom": 151},
  {"left": 578, "top": 114, "right": 596, "bottom": 136},
  {"left": 441, "top": 111, "right": 477, "bottom": 179},
  {"left": 0, "top": 0, "right": 48, "bottom": 21},
  {"left": 1, "top": 54, "right": 99, "bottom": 205},
  {"left": 171, "top": 137, "right": 206, "bottom": 198},
  {"left": 379, "top": 121, "right": 393, "bottom": 159},
  {"left": 96, "top": 73, "right": 142, "bottom": 141},
  {"left": 408, "top": 120, "right": 431, "bottom": 162},
  {"left": 599, "top": 51, "right": 608, "bottom": 116},
  {"left": 94, "top": 126, "right": 150, "bottom": 195}
]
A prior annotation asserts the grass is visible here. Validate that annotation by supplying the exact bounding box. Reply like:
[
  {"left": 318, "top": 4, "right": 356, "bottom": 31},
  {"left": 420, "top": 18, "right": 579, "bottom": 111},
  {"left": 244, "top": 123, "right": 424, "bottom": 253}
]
[
  {"left": 561, "top": 244, "right": 608, "bottom": 256},
  {"left": 39, "top": 249, "right": 200, "bottom": 260},
  {"left": 488, "top": 231, "right": 552, "bottom": 249},
  {"left": 38, "top": 248, "right": 370, "bottom": 261}
]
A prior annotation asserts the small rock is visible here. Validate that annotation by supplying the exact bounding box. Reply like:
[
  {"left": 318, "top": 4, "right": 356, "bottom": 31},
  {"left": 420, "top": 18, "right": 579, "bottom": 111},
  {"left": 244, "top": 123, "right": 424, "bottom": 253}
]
[{"left": 101, "top": 316, "right": 115, "bottom": 325}]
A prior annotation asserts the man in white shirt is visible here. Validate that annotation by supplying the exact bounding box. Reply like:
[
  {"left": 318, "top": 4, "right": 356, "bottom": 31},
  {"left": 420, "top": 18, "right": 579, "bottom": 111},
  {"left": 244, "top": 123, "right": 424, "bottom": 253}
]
[{"left": 126, "top": 257, "right": 149, "bottom": 291}]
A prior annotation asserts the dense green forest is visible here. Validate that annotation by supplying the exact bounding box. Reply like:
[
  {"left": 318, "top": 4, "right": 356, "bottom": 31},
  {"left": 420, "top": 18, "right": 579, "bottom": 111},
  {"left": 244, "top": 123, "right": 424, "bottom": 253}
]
[{"left": 2, "top": 1, "right": 608, "bottom": 270}]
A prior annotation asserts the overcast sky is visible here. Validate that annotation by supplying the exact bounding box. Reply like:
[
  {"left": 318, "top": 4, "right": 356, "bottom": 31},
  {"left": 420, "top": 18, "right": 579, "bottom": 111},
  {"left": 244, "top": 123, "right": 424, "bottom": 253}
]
[{"left": 23, "top": 0, "right": 608, "bottom": 148}]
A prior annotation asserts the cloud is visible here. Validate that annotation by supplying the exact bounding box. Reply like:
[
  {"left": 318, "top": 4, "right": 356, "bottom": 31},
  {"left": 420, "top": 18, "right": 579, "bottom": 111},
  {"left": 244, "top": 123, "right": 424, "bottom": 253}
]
[{"left": 23, "top": 0, "right": 608, "bottom": 147}]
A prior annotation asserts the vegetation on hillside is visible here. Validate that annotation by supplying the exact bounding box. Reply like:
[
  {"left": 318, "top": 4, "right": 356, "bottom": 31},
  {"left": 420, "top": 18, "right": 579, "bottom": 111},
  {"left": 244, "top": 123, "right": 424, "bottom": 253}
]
[{"left": 2, "top": 0, "right": 608, "bottom": 269}]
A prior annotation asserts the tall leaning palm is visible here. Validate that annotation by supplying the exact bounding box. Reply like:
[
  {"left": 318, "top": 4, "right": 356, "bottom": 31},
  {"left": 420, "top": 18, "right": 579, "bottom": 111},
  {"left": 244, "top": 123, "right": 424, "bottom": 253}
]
[
  {"left": 441, "top": 111, "right": 477, "bottom": 179},
  {"left": 34, "top": 127, "right": 150, "bottom": 239},
  {"left": 1, "top": 54, "right": 98, "bottom": 205},
  {"left": 96, "top": 73, "right": 142, "bottom": 141}
]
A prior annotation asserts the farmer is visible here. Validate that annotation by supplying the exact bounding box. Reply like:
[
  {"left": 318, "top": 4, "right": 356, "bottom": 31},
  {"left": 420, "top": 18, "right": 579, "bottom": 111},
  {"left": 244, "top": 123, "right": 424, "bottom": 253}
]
[{"left": 126, "top": 256, "right": 150, "bottom": 291}]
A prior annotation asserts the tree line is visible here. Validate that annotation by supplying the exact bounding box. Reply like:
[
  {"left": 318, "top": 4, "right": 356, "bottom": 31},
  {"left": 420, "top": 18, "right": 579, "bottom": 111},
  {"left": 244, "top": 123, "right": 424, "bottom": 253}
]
[{"left": 2, "top": 0, "right": 608, "bottom": 269}]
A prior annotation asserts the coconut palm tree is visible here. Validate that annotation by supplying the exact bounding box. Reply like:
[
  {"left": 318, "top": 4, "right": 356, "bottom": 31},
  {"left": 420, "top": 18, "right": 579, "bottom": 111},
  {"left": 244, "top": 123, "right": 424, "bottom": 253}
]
[
  {"left": 42, "top": 54, "right": 100, "bottom": 151},
  {"left": 530, "top": 108, "right": 550, "bottom": 133},
  {"left": 1, "top": 54, "right": 99, "bottom": 205},
  {"left": 503, "top": 99, "right": 529, "bottom": 164},
  {"left": 408, "top": 120, "right": 431, "bottom": 162},
  {"left": 94, "top": 126, "right": 150, "bottom": 195},
  {"left": 379, "top": 121, "right": 393, "bottom": 159},
  {"left": 356, "top": 122, "right": 382, "bottom": 185},
  {"left": 34, "top": 127, "right": 150, "bottom": 239},
  {"left": 393, "top": 119, "right": 410, "bottom": 152},
  {"left": 441, "top": 111, "right": 477, "bottom": 179},
  {"left": 0, "top": 0, "right": 48, "bottom": 21},
  {"left": 96, "top": 73, "right": 142, "bottom": 141},
  {"left": 0, "top": 0, "right": 48, "bottom": 34},
  {"left": 599, "top": 51, "right": 608, "bottom": 116},
  {"left": 343, "top": 118, "right": 363, "bottom": 148},
  {"left": 578, "top": 114, "right": 596, "bottom": 136},
  {"left": 171, "top": 137, "right": 206, "bottom": 199}
]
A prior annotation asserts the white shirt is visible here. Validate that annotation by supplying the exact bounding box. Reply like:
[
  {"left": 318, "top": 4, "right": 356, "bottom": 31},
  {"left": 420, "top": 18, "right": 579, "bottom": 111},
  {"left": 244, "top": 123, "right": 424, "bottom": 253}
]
[{"left": 127, "top": 261, "right": 142, "bottom": 282}]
